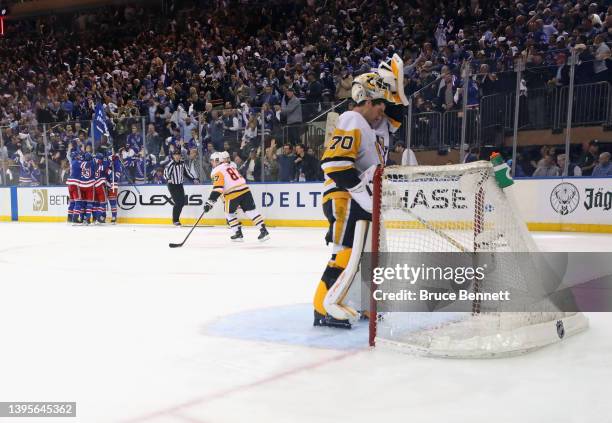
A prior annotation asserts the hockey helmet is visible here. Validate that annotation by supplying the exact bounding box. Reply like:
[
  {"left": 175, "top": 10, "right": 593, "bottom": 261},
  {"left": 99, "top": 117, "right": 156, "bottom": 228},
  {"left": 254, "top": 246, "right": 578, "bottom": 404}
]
[
  {"left": 219, "top": 151, "right": 231, "bottom": 162},
  {"left": 351, "top": 72, "right": 391, "bottom": 105},
  {"left": 83, "top": 152, "right": 92, "bottom": 161}
]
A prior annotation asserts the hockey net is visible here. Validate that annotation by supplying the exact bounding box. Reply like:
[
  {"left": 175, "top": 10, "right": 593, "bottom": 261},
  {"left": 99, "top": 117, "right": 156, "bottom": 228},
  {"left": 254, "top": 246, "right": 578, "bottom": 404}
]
[{"left": 369, "top": 162, "right": 588, "bottom": 358}]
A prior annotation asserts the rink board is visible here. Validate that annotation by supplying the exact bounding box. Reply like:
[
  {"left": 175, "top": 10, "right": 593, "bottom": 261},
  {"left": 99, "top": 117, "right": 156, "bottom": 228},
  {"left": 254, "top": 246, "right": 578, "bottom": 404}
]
[
  {"left": 8, "top": 183, "right": 327, "bottom": 227},
  {"left": 0, "top": 187, "right": 10, "bottom": 221},
  {"left": 1, "top": 178, "right": 611, "bottom": 232}
]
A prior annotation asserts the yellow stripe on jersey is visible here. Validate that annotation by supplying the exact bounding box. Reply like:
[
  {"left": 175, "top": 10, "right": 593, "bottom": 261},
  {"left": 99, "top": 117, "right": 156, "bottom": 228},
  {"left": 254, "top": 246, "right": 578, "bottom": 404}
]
[
  {"left": 321, "top": 128, "right": 361, "bottom": 161},
  {"left": 224, "top": 186, "right": 250, "bottom": 202},
  {"left": 321, "top": 164, "right": 354, "bottom": 175}
]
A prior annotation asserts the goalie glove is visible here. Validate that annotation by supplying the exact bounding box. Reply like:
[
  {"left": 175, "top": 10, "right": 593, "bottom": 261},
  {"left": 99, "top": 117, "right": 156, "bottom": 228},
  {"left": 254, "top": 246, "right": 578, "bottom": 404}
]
[
  {"left": 347, "top": 165, "right": 376, "bottom": 213},
  {"left": 203, "top": 200, "right": 215, "bottom": 213}
]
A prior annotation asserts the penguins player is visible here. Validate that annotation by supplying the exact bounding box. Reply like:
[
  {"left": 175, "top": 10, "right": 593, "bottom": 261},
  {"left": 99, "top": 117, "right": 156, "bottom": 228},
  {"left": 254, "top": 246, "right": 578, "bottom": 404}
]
[
  {"left": 314, "top": 55, "right": 408, "bottom": 328},
  {"left": 203, "top": 152, "right": 270, "bottom": 242}
]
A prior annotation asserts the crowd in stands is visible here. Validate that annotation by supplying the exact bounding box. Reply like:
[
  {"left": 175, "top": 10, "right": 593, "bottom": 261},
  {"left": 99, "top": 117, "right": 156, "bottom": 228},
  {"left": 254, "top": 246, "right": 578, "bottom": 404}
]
[
  {"left": 0, "top": 0, "right": 611, "bottom": 186},
  {"left": 510, "top": 139, "right": 612, "bottom": 177}
]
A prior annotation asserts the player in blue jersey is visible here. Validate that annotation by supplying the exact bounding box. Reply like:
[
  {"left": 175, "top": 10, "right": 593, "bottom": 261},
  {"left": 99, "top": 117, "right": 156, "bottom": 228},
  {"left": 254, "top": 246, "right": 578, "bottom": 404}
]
[
  {"left": 78, "top": 152, "right": 96, "bottom": 225},
  {"left": 67, "top": 151, "right": 83, "bottom": 223},
  {"left": 106, "top": 153, "right": 122, "bottom": 224},
  {"left": 93, "top": 153, "right": 109, "bottom": 224}
]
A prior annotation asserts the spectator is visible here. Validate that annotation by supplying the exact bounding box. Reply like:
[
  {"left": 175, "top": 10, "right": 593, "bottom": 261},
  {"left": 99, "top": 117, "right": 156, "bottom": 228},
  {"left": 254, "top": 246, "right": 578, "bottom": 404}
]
[
  {"left": 258, "top": 86, "right": 279, "bottom": 108},
  {"left": 207, "top": 111, "right": 225, "bottom": 152},
  {"left": 592, "top": 152, "right": 612, "bottom": 177},
  {"left": 240, "top": 148, "right": 262, "bottom": 182},
  {"left": 305, "top": 72, "right": 323, "bottom": 120},
  {"left": 335, "top": 69, "right": 353, "bottom": 100},
  {"left": 59, "top": 160, "right": 70, "bottom": 185},
  {"left": 276, "top": 143, "right": 296, "bottom": 182},
  {"left": 126, "top": 125, "right": 143, "bottom": 153},
  {"left": 145, "top": 124, "right": 162, "bottom": 159},
  {"left": 463, "top": 146, "right": 479, "bottom": 163},
  {"left": 557, "top": 154, "right": 582, "bottom": 177},
  {"left": 150, "top": 166, "right": 167, "bottom": 185},
  {"left": 265, "top": 138, "right": 280, "bottom": 181},
  {"left": 185, "top": 148, "right": 201, "bottom": 183},
  {"left": 394, "top": 143, "right": 419, "bottom": 166},
  {"left": 281, "top": 88, "right": 303, "bottom": 144},
  {"left": 180, "top": 116, "right": 197, "bottom": 143},
  {"left": 533, "top": 154, "right": 560, "bottom": 177},
  {"left": 578, "top": 140, "right": 600, "bottom": 176},
  {"left": 242, "top": 116, "right": 259, "bottom": 148},
  {"left": 592, "top": 35, "right": 611, "bottom": 83},
  {"left": 523, "top": 53, "right": 551, "bottom": 128},
  {"left": 294, "top": 144, "right": 319, "bottom": 181}
]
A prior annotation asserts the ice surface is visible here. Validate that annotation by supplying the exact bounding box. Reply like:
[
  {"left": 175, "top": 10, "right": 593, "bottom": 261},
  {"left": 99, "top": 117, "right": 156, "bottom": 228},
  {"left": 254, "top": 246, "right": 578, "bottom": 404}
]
[{"left": 0, "top": 222, "right": 611, "bottom": 422}]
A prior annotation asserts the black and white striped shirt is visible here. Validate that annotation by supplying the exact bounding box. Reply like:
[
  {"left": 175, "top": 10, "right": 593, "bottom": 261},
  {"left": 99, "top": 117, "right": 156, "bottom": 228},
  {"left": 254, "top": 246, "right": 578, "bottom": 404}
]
[{"left": 164, "top": 160, "right": 198, "bottom": 184}]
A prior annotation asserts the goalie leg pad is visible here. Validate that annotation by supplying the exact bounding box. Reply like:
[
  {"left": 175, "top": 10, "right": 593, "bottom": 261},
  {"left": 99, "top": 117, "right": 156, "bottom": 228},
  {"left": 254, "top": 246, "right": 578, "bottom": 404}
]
[
  {"left": 324, "top": 220, "right": 369, "bottom": 320},
  {"left": 313, "top": 259, "right": 346, "bottom": 316}
]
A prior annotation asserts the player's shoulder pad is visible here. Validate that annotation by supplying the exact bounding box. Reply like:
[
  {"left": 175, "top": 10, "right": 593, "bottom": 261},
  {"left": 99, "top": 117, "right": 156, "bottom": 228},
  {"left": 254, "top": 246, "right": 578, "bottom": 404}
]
[
  {"left": 335, "top": 110, "right": 369, "bottom": 133},
  {"left": 211, "top": 162, "right": 226, "bottom": 179}
]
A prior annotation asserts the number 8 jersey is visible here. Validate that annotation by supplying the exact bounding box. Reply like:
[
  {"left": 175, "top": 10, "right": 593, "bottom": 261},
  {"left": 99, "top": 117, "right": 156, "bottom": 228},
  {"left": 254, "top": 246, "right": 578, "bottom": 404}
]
[
  {"left": 320, "top": 110, "right": 384, "bottom": 203},
  {"left": 211, "top": 162, "right": 250, "bottom": 201}
]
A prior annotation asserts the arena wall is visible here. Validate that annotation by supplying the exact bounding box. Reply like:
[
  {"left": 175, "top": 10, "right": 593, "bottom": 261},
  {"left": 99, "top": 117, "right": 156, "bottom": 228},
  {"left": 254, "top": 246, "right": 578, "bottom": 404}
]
[
  {"left": 1, "top": 178, "right": 611, "bottom": 233},
  {"left": 0, "top": 187, "right": 11, "bottom": 221}
]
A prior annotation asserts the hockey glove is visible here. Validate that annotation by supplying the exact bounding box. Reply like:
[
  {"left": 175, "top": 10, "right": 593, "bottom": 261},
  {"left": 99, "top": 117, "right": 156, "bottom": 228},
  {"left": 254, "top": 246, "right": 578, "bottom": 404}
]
[{"left": 203, "top": 200, "right": 215, "bottom": 213}]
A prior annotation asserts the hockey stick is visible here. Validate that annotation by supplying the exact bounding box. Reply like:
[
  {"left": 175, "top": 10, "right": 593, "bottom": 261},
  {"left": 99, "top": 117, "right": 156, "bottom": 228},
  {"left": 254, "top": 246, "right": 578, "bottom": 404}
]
[
  {"left": 397, "top": 205, "right": 470, "bottom": 253},
  {"left": 169, "top": 209, "right": 207, "bottom": 248}
]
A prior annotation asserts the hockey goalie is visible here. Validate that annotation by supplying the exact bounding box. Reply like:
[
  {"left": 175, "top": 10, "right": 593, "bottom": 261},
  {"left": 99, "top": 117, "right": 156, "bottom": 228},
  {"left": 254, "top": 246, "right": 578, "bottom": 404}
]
[{"left": 313, "top": 54, "right": 408, "bottom": 329}]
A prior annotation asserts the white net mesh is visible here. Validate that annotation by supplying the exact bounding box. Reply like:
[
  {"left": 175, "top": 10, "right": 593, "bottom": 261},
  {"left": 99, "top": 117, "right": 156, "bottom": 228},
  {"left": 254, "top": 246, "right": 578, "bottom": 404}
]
[{"left": 373, "top": 162, "right": 588, "bottom": 357}]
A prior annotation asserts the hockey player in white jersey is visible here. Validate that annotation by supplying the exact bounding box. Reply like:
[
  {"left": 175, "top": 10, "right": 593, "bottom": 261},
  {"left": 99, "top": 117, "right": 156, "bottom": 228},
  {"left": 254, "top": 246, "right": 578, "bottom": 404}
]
[
  {"left": 313, "top": 54, "right": 408, "bottom": 328},
  {"left": 203, "top": 152, "right": 270, "bottom": 242}
]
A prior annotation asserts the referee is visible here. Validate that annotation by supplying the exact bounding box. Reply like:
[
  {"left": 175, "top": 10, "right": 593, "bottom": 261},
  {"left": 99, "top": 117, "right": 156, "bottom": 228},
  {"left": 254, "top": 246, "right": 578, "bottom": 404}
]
[{"left": 164, "top": 149, "right": 199, "bottom": 226}]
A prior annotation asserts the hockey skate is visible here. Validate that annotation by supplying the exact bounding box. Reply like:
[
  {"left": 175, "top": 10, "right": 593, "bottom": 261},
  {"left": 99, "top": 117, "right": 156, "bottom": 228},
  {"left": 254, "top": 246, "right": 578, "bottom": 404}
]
[
  {"left": 230, "top": 228, "right": 244, "bottom": 242},
  {"left": 313, "top": 310, "right": 352, "bottom": 329},
  {"left": 111, "top": 217, "right": 117, "bottom": 225},
  {"left": 258, "top": 225, "right": 270, "bottom": 242}
]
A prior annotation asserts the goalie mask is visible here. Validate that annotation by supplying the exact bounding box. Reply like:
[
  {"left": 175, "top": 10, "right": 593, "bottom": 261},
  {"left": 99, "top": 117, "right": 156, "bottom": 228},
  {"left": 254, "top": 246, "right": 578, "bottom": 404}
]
[{"left": 351, "top": 72, "right": 392, "bottom": 105}]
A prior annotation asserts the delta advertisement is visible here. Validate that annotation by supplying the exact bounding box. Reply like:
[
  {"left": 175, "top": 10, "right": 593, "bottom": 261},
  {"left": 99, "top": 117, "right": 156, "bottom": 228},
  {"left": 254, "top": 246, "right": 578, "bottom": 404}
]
[{"left": 2, "top": 178, "right": 611, "bottom": 231}]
